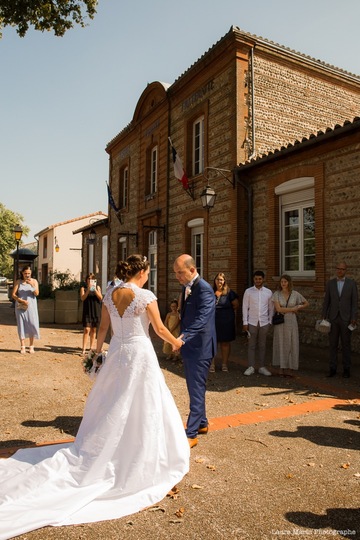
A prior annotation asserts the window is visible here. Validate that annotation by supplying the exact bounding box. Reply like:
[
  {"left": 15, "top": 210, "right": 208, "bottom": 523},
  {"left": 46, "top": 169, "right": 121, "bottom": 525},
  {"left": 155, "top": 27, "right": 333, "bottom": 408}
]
[
  {"left": 41, "top": 263, "right": 48, "bottom": 285},
  {"left": 88, "top": 244, "right": 94, "bottom": 274},
  {"left": 283, "top": 204, "right": 315, "bottom": 272},
  {"left": 43, "top": 236, "right": 47, "bottom": 259},
  {"left": 148, "top": 231, "right": 157, "bottom": 294},
  {"left": 150, "top": 146, "right": 158, "bottom": 194},
  {"left": 275, "top": 178, "right": 315, "bottom": 276},
  {"left": 119, "top": 237, "right": 127, "bottom": 262},
  {"left": 101, "top": 235, "right": 108, "bottom": 292},
  {"left": 119, "top": 167, "right": 128, "bottom": 209},
  {"left": 188, "top": 218, "right": 204, "bottom": 276},
  {"left": 193, "top": 116, "right": 204, "bottom": 176}
]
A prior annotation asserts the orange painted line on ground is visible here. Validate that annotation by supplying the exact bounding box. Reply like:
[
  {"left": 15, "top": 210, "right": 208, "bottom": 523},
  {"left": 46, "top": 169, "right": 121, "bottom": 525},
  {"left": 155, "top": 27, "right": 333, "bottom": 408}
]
[
  {"left": 208, "top": 397, "right": 353, "bottom": 431},
  {"left": 0, "top": 438, "right": 74, "bottom": 459},
  {"left": 1, "top": 394, "right": 359, "bottom": 458}
]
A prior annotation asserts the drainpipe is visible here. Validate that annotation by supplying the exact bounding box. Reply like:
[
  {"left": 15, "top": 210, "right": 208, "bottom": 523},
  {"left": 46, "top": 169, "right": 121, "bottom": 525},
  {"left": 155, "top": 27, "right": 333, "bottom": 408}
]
[
  {"left": 235, "top": 46, "right": 255, "bottom": 287},
  {"left": 248, "top": 46, "right": 256, "bottom": 161}
]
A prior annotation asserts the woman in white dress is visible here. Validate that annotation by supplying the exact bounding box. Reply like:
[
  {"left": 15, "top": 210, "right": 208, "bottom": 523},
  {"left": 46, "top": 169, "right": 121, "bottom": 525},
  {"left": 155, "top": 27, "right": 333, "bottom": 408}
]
[
  {"left": 272, "top": 274, "right": 309, "bottom": 377},
  {"left": 0, "top": 254, "right": 189, "bottom": 540}
]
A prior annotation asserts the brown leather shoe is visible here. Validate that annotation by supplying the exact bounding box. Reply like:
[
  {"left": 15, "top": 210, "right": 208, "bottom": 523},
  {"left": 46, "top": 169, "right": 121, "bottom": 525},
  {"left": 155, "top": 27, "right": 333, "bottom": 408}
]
[
  {"left": 198, "top": 426, "right": 208, "bottom": 435},
  {"left": 188, "top": 437, "right": 198, "bottom": 448}
]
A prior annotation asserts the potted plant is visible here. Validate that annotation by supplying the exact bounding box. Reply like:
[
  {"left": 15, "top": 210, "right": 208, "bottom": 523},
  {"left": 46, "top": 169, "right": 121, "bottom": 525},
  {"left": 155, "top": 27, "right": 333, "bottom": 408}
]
[
  {"left": 37, "top": 283, "right": 55, "bottom": 323},
  {"left": 51, "top": 270, "right": 81, "bottom": 324}
]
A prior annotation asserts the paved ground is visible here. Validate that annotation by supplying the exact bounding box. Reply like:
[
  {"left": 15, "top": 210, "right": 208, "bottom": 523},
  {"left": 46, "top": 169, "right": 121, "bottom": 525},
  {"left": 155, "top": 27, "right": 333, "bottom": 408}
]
[{"left": 0, "top": 286, "right": 359, "bottom": 540}]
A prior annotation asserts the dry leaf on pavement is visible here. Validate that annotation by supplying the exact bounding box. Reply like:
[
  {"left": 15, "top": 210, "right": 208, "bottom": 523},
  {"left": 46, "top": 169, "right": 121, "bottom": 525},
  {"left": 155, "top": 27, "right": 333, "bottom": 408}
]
[{"left": 174, "top": 507, "right": 185, "bottom": 518}]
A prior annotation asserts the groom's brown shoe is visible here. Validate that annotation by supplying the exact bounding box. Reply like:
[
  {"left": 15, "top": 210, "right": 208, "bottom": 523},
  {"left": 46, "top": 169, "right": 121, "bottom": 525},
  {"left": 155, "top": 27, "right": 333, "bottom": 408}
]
[
  {"left": 188, "top": 437, "right": 198, "bottom": 448},
  {"left": 198, "top": 426, "right": 208, "bottom": 435}
]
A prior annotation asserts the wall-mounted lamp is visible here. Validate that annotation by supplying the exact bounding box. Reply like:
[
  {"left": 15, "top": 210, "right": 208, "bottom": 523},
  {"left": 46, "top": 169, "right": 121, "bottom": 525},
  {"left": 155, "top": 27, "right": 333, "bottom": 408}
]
[
  {"left": 54, "top": 237, "right": 60, "bottom": 252},
  {"left": 200, "top": 186, "right": 217, "bottom": 210},
  {"left": 87, "top": 228, "right": 96, "bottom": 245}
]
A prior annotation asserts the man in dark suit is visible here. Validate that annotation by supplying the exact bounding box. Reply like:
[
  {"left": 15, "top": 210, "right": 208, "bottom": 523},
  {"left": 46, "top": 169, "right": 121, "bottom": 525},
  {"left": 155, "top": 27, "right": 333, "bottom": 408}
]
[
  {"left": 174, "top": 254, "right": 216, "bottom": 448},
  {"left": 322, "top": 261, "right": 358, "bottom": 378}
]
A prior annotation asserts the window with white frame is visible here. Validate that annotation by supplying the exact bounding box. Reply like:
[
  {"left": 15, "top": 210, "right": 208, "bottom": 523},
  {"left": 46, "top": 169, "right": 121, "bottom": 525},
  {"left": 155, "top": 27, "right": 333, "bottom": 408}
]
[
  {"left": 188, "top": 218, "right": 204, "bottom": 276},
  {"left": 88, "top": 244, "right": 94, "bottom": 274},
  {"left": 119, "top": 237, "right": 127, "bottom": 262},
  {"left": 101, "top": 235, "right": 108, "bottom": 292},
  {"left": 150, "top": 146, "right": 158, "bottom": 194},
  {"left": 275, "top": 178, "right": 315, "bottom": 276},
  {"left": 193, "top": 116, "right": 204, "bottom": 176},
  {"left": 148, "top": 231, "right": 157, "bottom": 294}
]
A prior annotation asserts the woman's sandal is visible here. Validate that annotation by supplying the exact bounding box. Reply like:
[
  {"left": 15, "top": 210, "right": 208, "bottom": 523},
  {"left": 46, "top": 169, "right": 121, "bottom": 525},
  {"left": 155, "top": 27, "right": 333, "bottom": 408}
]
[
  {"left": 222, "top": 365, "right": 228, "bottom": 372},
  {"left": 20, "top": 346, "right": 26, "bottom": 355},
  {"left": 29, "top": 346, "right": 35, "bottom": 354}
]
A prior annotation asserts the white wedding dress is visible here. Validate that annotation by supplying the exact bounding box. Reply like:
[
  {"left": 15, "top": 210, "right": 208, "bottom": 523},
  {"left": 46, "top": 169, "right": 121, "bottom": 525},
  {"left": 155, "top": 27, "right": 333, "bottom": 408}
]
[{"left": 0, "top": 283, "right": 189, "bottom": 540}]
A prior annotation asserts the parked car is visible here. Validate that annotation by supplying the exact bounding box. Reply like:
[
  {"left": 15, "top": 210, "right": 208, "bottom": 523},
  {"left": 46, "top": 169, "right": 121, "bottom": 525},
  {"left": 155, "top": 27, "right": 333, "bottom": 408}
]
[{"left": 0, "top": 276, "right": 7, "bottom": 286}]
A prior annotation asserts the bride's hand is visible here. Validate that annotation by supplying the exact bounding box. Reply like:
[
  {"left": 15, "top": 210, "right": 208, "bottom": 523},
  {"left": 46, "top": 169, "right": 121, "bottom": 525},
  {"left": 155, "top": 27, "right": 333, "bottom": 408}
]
[{"left": 172, "top": 336, "right": 184, "bottom": 351}]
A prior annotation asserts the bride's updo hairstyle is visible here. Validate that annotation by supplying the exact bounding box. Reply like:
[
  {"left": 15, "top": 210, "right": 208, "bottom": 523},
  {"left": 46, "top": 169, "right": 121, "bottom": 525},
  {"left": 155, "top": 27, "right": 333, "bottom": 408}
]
[{"left": 116, "top": 254, "right": 150, "bottom": 281}]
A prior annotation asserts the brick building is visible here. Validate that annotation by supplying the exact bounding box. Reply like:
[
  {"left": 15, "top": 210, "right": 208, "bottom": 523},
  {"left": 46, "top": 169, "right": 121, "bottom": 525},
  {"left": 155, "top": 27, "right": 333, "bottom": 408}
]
[
  {"left": 104, "top": 26, "right": 360, "bottom": 335},
  {"left": 235, "top": 117, "right": 360, "bottom": 350}
]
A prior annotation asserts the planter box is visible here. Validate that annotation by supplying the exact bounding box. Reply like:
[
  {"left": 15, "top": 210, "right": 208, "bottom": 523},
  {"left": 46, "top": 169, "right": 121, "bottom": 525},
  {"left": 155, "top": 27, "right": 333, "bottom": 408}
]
[
  {"left": 55, "top": 290, "right": 80, "bottom": 324},
  {"left": 38, "top": 298, "right": 55, "bottom": 324}
]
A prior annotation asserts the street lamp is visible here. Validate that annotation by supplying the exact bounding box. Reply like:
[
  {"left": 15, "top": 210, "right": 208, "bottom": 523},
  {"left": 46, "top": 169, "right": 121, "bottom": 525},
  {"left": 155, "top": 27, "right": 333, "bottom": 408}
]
[
  {"left": 13, "top": 224, "right": 23, "bottom": 280},
  {"left": 200, "top": 186, "right": 217, "bottom": 210},
  {"left": 87, "top": 228, "right": 96, "bottom": 244}
]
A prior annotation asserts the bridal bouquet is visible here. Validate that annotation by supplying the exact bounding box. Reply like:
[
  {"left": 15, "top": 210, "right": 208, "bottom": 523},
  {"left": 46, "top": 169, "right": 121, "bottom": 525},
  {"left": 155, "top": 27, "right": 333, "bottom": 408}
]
[{"left": 83, "top": 350, "right": 107, "bottom": 379}]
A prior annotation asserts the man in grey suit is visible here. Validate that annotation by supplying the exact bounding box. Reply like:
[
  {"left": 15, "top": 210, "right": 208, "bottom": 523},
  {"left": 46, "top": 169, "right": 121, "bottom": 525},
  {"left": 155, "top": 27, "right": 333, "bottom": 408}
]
[{"left": 322, "top": 262, "right": 358, "bottom": 378}]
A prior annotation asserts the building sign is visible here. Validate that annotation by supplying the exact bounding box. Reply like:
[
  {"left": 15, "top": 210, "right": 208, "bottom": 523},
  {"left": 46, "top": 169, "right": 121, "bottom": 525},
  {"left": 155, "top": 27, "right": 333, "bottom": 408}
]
[
  {"left": 144, "top": 119, "right": 160, "bottom": 137},
  {"left": 182, "top": 80, "right": 215, "bottom": 111}
]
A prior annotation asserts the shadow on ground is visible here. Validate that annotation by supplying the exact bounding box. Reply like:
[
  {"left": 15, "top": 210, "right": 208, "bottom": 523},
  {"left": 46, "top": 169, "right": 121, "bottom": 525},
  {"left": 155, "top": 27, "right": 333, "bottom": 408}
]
[{"left": 286, "top": 508, "right": 359, "bottom": 538}]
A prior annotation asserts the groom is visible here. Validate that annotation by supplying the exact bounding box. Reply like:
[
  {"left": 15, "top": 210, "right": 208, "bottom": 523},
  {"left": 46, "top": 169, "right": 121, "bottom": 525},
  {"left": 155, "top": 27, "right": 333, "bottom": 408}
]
[{"left": 173, "top": 254, "right": 216, "bottom": 448}]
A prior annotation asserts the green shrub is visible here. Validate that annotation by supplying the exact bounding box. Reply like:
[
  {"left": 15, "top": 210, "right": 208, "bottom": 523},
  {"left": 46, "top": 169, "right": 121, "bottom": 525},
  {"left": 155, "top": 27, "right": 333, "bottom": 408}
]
[
  {"left": 50, "top": 270, "right": 80, "bottom": 291},
  {"left": 38, "top": 283, "right": 55, "bottom": 299}
]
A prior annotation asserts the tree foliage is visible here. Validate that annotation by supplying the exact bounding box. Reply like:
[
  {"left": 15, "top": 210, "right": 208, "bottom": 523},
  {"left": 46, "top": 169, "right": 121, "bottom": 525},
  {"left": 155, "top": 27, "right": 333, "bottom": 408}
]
[
  {"left": 0, "top": 0, "right": 98, "bottom": 38},
  {"left": 0, "top": 203, "right": 29, "bottom": 277}
]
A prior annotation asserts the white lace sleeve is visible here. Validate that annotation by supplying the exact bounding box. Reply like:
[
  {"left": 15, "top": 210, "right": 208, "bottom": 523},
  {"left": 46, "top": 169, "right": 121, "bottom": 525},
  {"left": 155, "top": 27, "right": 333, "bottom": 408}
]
[
  {"left": 133, "top": 288, "right": 157, "bottom": 314},
  {"left": 103, "top": 287, "right": 114, "bottom": 311}
]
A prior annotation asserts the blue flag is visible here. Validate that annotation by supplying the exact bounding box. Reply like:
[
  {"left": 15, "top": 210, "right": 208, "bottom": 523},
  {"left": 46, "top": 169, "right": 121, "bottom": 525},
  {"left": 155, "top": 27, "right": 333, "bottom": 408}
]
[{"left": 107, "top": 183, "right": 119, "bottom": 213}]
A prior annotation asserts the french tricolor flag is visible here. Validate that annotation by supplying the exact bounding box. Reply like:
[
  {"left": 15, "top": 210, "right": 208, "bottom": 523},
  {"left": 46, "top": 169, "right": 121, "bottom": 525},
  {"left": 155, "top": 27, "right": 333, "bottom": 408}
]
[{"left": 170, "top": 140, "right": 189, "bottom": 190}]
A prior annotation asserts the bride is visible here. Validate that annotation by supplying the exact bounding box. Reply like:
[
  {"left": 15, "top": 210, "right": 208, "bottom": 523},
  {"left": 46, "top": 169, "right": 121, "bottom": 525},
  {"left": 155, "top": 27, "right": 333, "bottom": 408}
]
[{"left": 0, "top": 254, "right": 189, "bottom": 540}]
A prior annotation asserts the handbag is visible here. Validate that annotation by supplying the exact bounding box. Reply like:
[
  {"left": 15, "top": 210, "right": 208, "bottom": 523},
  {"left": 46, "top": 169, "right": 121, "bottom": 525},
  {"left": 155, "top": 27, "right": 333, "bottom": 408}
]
[
  {"left": 315, "top": 319, "right": 331, "bottom": 334},
  {"left": 272, "top": 312, "right": 285, "bottom": 325},
  {"left": 272, "top": 292, "right": 291, "bottom": 325},
  {"left": 16, "top": 301, "right": 28, "bottom": 311}
]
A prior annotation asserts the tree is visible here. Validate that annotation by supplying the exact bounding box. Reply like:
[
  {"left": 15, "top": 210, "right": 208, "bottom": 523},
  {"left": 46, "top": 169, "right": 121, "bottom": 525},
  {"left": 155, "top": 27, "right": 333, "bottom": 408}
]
[
  {"left": 0, "top": 203, "right": 29, "bottom": 277},
  {"left": 0, "top": 0, "right": 97, "bottom": 38}
]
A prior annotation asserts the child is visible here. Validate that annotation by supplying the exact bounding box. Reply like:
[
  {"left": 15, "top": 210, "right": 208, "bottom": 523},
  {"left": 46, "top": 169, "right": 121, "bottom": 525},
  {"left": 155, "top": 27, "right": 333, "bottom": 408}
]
[{"left": 162, "top": 299, "right": 181, "bottom": 360}]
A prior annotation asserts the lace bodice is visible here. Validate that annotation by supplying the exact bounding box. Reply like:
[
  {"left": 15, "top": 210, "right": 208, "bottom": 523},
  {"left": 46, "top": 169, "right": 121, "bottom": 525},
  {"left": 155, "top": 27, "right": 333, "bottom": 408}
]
[{"left": 104, "top": 283, "right": 156, "bottom": 341}]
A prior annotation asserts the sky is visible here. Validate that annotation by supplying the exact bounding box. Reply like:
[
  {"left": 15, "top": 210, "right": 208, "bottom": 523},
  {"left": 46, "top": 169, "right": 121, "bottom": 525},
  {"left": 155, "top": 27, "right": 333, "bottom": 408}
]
[{"left": 1, "top": 0, "right": 360, "bottom": 242}]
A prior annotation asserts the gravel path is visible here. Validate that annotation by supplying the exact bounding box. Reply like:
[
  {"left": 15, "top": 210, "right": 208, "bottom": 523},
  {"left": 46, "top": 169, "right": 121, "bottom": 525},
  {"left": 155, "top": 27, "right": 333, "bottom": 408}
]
[{"left": 0, "top": 288, "right": 359, "bottom": 540}]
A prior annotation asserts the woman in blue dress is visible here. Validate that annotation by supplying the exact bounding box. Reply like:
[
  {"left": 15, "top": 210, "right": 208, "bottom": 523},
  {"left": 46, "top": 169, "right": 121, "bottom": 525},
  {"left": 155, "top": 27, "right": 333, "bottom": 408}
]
[
  {"left": 12, "top": 265, "right": 40, "bottom": 354},
  {"left": 210, "top": 272, "right": 239, "bottom": 372}
]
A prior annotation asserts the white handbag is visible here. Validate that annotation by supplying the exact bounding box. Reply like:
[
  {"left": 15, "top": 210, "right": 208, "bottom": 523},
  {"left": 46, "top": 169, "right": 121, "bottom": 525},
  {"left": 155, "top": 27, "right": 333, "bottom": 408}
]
[{"left": 315, "top": 319, "right": 331, "bottom": 334}]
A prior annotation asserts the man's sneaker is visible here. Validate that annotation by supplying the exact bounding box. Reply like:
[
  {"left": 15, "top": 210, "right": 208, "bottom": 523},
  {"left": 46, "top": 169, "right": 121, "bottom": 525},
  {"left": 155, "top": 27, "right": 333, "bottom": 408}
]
[
  {"left": 244, "top": 366, "right": 255, "bottom": 376},
  {"left": 258, "top": 367, "right": 272, "bottom": 376}
]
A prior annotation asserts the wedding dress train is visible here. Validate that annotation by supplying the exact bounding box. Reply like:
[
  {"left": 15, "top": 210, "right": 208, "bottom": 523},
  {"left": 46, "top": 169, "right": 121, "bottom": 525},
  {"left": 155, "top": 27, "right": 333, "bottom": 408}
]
[{"left": 0, "top": 283, "right": 189, "bottom": 540}]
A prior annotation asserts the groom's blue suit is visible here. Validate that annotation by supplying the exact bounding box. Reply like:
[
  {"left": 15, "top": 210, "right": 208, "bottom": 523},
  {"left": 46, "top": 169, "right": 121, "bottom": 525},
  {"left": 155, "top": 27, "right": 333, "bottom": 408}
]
[{"left": 180, "top": 276, "right": 217, "bottom": 439}]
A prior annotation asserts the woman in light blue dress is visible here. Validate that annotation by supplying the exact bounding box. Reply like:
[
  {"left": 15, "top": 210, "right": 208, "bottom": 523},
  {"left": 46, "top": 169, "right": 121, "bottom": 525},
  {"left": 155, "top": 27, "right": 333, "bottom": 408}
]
[{"left": 12, "top": 265, "right": 40, "bottom": 354}]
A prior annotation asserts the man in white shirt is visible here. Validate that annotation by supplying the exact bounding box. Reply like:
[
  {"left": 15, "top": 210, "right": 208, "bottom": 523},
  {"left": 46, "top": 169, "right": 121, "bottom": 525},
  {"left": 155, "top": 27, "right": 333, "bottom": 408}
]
[{"left": 242, "top": 270, "right": 273, "bottom": 376}]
